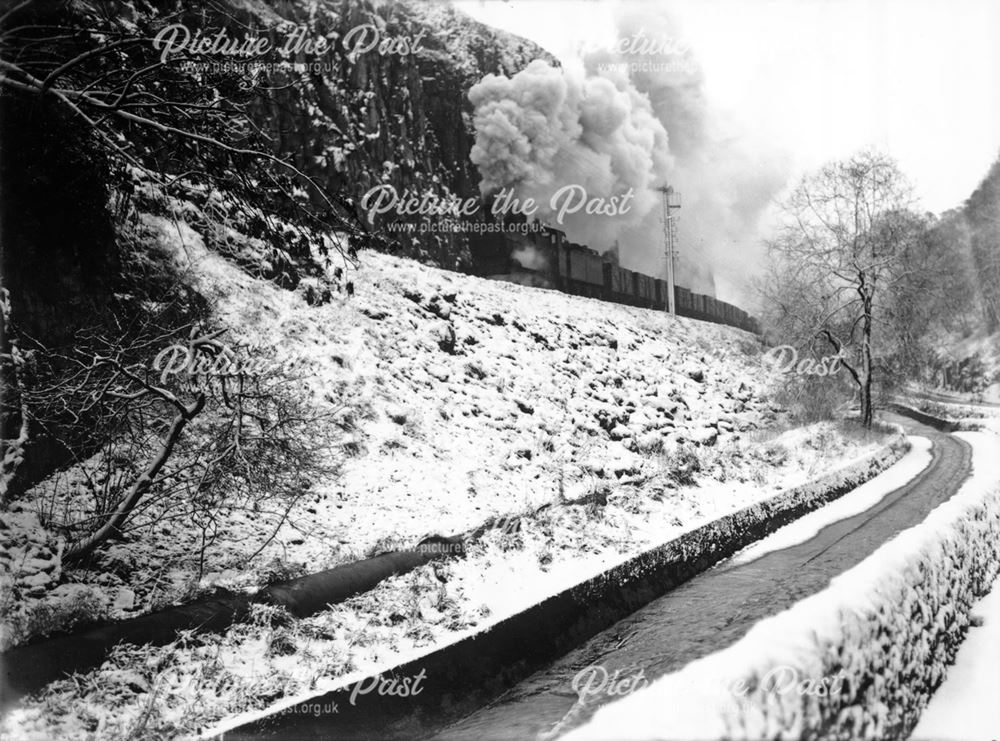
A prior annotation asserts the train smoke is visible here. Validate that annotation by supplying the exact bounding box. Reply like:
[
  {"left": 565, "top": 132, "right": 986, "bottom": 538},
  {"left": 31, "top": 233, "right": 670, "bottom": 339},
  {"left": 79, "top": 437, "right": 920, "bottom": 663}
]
[
  {"left": 468, "top": 59, "right": 672, "bottom": 248},
  {"left": 586, "top": 7, "right": 790, "bottom": 302},
  {"left": 468, "top": 7, "right": 790, "bottom": 304}
]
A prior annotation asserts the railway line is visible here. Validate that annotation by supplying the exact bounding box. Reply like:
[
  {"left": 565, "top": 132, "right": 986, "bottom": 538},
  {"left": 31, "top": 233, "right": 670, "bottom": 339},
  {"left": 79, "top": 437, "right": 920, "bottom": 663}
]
[{"left": 470, "top": 226, "right": 760, "bottom": 334}]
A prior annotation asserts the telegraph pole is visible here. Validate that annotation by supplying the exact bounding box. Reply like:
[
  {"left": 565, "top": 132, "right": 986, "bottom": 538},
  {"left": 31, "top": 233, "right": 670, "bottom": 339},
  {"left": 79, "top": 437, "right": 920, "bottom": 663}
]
[{"left": 659, "top": 186, "right": 681, "bottom": 316}]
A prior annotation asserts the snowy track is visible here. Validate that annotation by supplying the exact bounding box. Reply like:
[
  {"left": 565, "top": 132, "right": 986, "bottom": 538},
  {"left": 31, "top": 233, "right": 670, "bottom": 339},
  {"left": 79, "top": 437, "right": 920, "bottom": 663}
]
[{"left": 426, "top": 412, "right": 973, "bottom": 740}]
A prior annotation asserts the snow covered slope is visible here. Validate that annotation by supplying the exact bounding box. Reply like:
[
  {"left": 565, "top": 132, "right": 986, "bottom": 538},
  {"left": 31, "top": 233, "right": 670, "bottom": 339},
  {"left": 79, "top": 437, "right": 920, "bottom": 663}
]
[
  {"left": 147, "top": 212, "right": 776, "bottom": 577},
  {"left": 0, "top": 205, "right": 900, "bottom": 739}
]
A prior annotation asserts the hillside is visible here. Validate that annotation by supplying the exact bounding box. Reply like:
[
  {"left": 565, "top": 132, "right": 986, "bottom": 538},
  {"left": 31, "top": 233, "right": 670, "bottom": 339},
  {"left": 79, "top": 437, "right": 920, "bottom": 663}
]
[
  {"left": 914, "top": 153, "right": 1000, "bottom": 397},
  {"left": 0, "top": 3, "right": 910, "bottom": 737},
  {"left": 0, "top": 194, "right": 895, "bottom": 738},
  {"left": 5, "top": 190, "right": 778, "bottom": 633}
]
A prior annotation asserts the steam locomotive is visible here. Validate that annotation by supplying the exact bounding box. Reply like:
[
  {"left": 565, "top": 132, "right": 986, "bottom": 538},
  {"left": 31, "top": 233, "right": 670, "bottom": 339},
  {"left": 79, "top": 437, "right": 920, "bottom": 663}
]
[{"left": 468, "top": 224, "right": 760, "bottom": 334}]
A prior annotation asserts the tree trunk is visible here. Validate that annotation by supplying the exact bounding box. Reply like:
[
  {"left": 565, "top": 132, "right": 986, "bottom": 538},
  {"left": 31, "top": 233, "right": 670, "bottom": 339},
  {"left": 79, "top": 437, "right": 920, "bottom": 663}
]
[
  {"left": 860, "top": 300, "right": 875, "bottom": 428},
  {"left": 63, "top": 394, "right": 204, "bottom": 564}
]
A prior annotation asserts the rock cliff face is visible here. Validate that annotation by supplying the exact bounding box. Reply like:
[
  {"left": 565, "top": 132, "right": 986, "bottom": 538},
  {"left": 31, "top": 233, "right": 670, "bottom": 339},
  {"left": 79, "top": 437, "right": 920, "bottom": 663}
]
[
  {"left": 2, "top": 0, "right": 551, "bottom": 330},
  {"left": 233, "top": 0, "right": 553, "bottom": 267}
]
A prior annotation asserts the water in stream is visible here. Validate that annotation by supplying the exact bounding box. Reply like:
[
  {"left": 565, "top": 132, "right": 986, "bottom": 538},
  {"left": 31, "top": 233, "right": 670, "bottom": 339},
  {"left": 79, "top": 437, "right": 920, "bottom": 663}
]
[{"left": 431, "top": 420, "right": 969, "bottom": 740}]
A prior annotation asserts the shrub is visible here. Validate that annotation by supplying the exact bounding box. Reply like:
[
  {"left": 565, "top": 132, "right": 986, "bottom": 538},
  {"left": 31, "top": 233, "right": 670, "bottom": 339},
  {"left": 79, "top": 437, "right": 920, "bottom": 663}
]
[
  {"left": 661, "top": 443, "right": 702, "bottom": 486},
  {"left": 771, "top": 371, "right": 852, "bottom": 424},
  {"left": 3, "top": 585, "right": 107, "bottom": 649}
]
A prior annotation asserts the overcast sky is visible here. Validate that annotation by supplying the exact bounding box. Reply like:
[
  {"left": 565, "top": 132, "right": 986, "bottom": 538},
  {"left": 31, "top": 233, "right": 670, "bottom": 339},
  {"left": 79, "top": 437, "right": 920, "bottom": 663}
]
[{"left": 455, "top": 0, "right": 1000, "bottom": 216}]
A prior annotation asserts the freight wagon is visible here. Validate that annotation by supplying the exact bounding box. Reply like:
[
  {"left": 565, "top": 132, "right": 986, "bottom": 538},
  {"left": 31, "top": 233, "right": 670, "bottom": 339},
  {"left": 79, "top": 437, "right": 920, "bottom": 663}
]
[{"left": 469, "top": 225, "right": 759, "bottom": 334}]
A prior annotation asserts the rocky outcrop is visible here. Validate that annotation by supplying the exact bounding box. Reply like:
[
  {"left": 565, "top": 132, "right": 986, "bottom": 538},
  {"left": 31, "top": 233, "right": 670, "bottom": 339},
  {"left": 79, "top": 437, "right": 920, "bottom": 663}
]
[{"left": 230, "top": 0, "right": 553, "bottom": 267}]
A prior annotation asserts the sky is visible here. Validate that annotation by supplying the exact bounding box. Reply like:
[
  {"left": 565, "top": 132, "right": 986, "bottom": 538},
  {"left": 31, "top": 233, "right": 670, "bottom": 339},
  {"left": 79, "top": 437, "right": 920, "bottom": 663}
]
[{"left": 454, "top": 0, "right": 1000, "bottom": 217}]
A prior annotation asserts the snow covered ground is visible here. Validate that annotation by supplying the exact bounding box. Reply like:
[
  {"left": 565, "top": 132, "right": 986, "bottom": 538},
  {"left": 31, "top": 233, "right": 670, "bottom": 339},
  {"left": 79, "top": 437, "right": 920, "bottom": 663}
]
[
  {"left": 1, "top": 206, "right": 804, "bottom": 642},
  {"left": 0, "top": 205, "right": 896, "bottom": 739},
  {"left": 910, "top": 582, "right": 1000, "bottom": 741},
  {"left": 0, "top": 421, "right": 891, "bottom": 741},
  {"left": 897, "top": 388, "right": 1000, "bottom": 435},
  {"left": 565, "top": 431, "right": 1000, "bottom": 741}
]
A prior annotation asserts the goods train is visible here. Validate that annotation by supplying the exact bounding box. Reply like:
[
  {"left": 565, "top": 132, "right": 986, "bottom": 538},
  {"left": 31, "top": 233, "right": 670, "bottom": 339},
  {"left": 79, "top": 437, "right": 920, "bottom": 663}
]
[{"left": 468, "top": 224, "right": 760, "bottom": 334}]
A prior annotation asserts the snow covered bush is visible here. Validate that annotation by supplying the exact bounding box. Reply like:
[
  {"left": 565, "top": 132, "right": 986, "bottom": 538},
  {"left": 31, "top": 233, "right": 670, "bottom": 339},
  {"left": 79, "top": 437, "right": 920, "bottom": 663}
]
[
  {"left": 18, "top": 323, "right": 337, "bottom": 566},
  {"left": 770, "top": 370, "right": 851, "bottom": 425},
  {"left": 728, "top": 486, "right": 1000, "bottom": 739}
]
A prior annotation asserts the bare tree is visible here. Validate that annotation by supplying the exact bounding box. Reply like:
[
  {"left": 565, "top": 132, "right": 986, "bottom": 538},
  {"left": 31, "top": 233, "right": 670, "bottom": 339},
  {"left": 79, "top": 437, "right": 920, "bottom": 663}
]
[
  {"left": 0, "top": 0, "right": 383, "bottom": 269},
  {"left": 951, "top": 153, "right": 1000, "bottom": 331},
  {"left": 18, "top": 320, "right": 336, "bottom": 565},
  {"left": 0, "top": 0, "right": 363, "bottom": 517},
  {"left": 967, "top": 209, "right": 1000, "bottom": 333},
  {"left": 761, "top": 150, "right": 922, "bottom": 427}
]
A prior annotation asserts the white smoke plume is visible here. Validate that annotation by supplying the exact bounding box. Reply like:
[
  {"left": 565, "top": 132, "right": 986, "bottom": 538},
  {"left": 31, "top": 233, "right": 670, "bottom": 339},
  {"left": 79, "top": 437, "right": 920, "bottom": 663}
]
[
  {"left": 587, "top": 7, "right": 790, "bottom": 303},
  {"left": 468, "top": 6, "right": 791, "bottom": 305},
  {"left": 469, "top": 59, "right": 672, "bottom": 248}
]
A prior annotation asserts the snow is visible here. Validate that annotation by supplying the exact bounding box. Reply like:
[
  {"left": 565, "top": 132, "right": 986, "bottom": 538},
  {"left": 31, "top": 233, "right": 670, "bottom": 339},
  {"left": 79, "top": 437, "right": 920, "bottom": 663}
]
[
  {"left": 910, "top": 580, "right": 1000, "bottom": 741},
  {"left": 729, "top": 436, "right": 932, "bottom": 566},
  {"left": 566, "top": 431, "right": 1000, "bottom": 741},
  {"left": 900, "top": 390, "right": 1000, "bottom": 434},
  {"left": 6, "top": 206, "right": 788, "bottom": 638},
  {"left": 1, "top": 202, "right": 897, "bottom": 739},
  {"left": 197, "top": 423, "right": 891, "bottom": 740}
]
